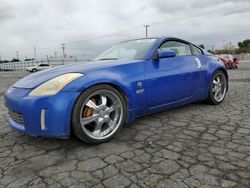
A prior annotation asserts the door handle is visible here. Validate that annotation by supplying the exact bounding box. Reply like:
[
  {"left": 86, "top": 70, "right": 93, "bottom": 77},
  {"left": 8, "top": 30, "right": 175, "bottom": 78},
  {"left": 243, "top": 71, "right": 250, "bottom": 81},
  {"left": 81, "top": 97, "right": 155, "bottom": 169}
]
[{"left": 195, "top": 58, "right": 202, "bottom": 69}]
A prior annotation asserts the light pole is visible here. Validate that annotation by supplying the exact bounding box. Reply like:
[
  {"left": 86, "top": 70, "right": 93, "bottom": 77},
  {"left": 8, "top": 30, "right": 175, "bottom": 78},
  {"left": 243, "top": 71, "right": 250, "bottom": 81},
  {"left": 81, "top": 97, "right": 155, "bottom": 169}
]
[
  {"left": 33, "top": 46, "right": 37, "bottom": 60},
  {"left": 62, "top": 43, "right": 65, "bottom": 64},
  {"left": 143, "top": 25, "right": 150, "bottom": 38},
  {"left": 16, "top": 51, "right": 19, "bottom": 60}
]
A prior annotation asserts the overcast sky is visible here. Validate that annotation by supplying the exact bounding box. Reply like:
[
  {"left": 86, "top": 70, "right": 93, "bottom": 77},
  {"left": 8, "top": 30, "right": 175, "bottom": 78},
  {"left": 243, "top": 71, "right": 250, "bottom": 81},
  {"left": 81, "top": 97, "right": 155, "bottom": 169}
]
[{"left": 0, "top": 0, "right": 250, "bottom": 60}]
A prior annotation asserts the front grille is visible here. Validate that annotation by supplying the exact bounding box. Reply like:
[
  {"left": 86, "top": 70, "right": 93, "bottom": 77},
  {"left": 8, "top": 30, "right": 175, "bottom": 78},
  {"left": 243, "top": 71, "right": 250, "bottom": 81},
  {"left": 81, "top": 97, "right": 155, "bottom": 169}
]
[{"left": 8, "top": 110, "right": 24, "bottom": 125}]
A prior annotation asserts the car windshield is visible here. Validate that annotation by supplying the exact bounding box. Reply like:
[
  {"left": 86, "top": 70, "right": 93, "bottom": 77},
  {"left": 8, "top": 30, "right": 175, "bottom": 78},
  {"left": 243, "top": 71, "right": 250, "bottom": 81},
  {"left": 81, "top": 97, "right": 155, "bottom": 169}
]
[{"left": 95, "top": 38, "right": 157, "bottom": 61}]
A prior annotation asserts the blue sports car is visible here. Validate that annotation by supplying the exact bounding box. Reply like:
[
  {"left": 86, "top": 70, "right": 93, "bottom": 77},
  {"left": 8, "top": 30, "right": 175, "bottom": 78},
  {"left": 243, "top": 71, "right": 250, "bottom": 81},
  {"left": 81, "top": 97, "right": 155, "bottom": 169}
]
[{"left": 4, "top": 37, "right": 228, "bottom": 144}]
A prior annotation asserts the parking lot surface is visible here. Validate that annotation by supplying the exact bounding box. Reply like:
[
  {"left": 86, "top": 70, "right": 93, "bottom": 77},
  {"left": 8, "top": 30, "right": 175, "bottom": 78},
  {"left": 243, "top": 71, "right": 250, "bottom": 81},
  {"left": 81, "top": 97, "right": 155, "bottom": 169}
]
[{"left": 0, "top": 62, "right": 250, "bottom": 188}]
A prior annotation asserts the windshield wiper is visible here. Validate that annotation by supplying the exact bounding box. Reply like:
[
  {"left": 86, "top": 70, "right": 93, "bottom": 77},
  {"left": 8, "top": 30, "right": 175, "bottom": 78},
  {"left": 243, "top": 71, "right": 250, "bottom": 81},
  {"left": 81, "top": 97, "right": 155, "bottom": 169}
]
[{"left": 98, "top": 58, "right": 118, "bottom": 61}]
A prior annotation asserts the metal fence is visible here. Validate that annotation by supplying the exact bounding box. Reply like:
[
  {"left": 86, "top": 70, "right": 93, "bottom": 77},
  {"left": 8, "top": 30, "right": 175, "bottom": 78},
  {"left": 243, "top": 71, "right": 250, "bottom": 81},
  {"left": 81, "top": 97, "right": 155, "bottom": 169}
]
[
  {"left": 0, "top": 59, "right": 89, "bottom": 71},
  {"left": 234, "top": 53, "right": 250, "bottom": 61}
]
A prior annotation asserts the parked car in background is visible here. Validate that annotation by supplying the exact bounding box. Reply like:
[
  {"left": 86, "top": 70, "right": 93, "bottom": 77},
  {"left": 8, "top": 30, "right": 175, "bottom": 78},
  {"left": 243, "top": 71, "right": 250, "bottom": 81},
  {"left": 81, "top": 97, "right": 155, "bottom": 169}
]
[
  {"left": 219, "top": 54, "right": 239, "bottom": 69},
  {"left": 232, "top": 55, "right": 239, "bottom": 68},
  {"left": 26, "top": 63, "right": 51, "bottom": 72}
]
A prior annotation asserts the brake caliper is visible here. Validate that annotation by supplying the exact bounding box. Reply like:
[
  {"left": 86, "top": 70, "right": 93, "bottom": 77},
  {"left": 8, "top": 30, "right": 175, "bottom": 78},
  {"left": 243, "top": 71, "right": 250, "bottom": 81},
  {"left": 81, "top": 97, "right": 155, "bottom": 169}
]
[{"left": 83, "top": 99, "right": 96, "bottom": 117}]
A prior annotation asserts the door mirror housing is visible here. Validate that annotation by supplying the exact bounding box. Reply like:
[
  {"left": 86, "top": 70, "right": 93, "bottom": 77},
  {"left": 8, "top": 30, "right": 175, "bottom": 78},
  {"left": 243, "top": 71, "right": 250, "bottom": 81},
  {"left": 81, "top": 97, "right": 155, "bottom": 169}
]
[{"left": 158, "top": 50, "right": 176, "bottom": 59}]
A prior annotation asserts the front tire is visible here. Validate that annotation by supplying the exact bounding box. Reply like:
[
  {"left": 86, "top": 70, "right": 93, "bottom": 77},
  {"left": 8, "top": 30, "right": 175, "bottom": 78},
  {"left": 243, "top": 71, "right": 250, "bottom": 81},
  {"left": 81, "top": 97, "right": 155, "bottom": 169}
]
[
  {"left": 72, "top": 84, "right": 127, "bottom": 144},
  {"left": 207, "top": 70, "right": 228, "bottom": 105}
]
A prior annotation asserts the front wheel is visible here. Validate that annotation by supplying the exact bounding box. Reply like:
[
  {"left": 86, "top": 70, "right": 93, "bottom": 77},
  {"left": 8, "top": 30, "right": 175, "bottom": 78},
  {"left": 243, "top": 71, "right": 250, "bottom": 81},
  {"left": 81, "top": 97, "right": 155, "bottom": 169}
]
[
  {"left": 72, "top": 84, "right": 127, "bottom": 144},
  {"left": 206, "top": 70, "right": 228, "bottom": 105}
]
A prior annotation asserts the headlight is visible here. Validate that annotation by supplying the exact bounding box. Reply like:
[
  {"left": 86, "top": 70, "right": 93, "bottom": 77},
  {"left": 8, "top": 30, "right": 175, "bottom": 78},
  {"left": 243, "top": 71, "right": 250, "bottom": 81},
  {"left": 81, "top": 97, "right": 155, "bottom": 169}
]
[{"left": 29, "top": 73, "right": 84, "bottom": 96}]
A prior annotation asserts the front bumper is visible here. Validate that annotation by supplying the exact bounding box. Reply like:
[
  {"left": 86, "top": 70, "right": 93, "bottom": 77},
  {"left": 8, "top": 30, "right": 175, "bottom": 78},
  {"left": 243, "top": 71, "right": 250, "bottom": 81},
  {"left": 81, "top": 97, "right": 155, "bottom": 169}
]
[{"left": 4, "top": 87, "right": 80, "bottom": 138}]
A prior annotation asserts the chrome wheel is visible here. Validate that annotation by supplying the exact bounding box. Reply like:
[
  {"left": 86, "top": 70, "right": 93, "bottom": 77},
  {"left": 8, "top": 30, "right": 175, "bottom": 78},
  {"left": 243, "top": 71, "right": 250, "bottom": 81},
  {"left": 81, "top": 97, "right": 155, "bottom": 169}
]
[
  {"left": 79, "top": 89, "right": 123, "bottom": 140},
  {"left": 212, "top": 73, "right": 227, "bottom": 102}
]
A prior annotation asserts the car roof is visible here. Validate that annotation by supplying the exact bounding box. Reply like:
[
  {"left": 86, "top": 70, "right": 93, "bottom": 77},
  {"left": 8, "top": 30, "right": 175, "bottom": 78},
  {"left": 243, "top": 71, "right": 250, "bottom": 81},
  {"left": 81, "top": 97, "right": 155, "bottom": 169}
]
[
  {"left": 120, "top": 36, "right": 200, "bottom": 48},
  {"left": 114, "top": 36, "right": 205, "bottom": 59},
  {"left": 121, "top": 36, "right": 185, "bottom": 42}
]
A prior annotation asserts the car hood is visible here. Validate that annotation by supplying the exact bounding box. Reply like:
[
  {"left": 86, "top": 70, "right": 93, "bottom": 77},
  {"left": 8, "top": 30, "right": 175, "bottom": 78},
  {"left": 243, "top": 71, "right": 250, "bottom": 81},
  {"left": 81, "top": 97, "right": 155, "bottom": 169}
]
[{"left": 13, "top": 60, "right": 134, "bottom": 89}]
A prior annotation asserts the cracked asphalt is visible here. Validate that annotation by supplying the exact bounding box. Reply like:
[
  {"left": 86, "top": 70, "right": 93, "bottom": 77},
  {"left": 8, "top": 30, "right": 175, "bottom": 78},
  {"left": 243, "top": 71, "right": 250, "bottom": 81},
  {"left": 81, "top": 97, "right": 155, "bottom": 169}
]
[{"left": 0, "top": 61, "right": 250, "bottom": 188}]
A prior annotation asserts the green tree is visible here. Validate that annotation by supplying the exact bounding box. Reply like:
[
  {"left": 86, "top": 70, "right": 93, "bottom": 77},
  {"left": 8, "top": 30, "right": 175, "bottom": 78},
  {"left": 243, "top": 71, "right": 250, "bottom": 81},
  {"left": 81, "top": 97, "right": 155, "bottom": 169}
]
[
  {"left": 242, "top": 39, "right": 250, "bottom": 48},
  {"left": 238, "top": 42, "right": 243, "bottom": 48},
  {"left": 236, "top": 39, "right": 250, "bottom": 54}
]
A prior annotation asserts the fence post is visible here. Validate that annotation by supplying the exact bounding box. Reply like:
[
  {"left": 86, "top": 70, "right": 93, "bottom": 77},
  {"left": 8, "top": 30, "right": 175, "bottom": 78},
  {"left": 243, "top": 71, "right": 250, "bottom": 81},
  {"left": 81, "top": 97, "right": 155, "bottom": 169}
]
[{"left": 47, "top": 55, "right": 50, "bottom": 65}]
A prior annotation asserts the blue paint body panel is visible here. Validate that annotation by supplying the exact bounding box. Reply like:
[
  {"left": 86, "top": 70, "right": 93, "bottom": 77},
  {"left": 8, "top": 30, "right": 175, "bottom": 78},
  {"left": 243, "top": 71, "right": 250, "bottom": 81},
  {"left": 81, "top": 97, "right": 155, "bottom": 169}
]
[{"left": 4, "top": 37, "right": 228, "bottom": 138}]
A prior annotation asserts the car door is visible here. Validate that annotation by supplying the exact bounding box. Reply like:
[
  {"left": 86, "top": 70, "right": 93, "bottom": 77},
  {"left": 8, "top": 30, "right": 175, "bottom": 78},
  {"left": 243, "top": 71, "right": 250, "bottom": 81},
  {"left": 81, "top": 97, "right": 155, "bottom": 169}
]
[
  {"left": 37, "top": 64, "right": 43, "bottom": 71},
  {"left": 42, "top": 64, "right": 49, "bottom": 70},
  {"left": 145, "top": 40, "right": 201, "bottom": 108}
]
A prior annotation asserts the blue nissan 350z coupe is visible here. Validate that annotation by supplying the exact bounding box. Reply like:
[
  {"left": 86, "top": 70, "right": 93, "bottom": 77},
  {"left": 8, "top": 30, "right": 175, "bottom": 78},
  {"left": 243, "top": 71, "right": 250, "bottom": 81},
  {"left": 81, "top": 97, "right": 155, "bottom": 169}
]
[{"left": 4, "top": 37, "right": 228, "bottom": 144}]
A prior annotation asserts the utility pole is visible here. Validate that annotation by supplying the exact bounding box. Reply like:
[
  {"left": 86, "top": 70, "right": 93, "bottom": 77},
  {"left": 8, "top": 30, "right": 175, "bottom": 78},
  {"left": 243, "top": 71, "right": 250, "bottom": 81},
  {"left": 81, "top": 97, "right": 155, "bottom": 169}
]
[
  {"left": 16, "top": 51, "right": 19, "bottom": 60},
  {"left": 61, "top": 43, "right": 65, "bottom": 65},
  {"left": 33, "top": 46, "right": 37, "bottom": 60},
  {"left": 46, "top": 55, "right": 50, "bottom": 65},
  {"left": 143, "top": 25, "right": 150, "bottom": 38},
  {"left": 62, "top": 43, "right": 66, "bottom": 59}
]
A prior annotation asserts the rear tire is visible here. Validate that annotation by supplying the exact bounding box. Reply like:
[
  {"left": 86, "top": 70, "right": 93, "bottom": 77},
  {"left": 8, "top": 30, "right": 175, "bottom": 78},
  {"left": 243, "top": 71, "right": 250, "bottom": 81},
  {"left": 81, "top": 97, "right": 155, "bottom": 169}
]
[
  {"left": 72, "top": 84, "right": 127, "bottom": 144},
  {"left": 206, "top": 70, "right": 228, "bottom": 105},
  {"left": 32, "top": 68, "right": 37, "bottom": 72}
]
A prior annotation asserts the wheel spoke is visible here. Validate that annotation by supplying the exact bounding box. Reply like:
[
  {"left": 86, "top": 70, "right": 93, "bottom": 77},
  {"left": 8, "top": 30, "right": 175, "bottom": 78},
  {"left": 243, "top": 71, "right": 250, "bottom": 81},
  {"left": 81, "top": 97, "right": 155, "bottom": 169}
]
[
  {"left": 101, "top": 95, "right": 107, "bottom": 106},
  {"left": 217, "top": 77, "right": 221, "bottom": 84},
  {"left": 106, "top": 101, "right": 119, "bottom": 113},
  {"left": 80, "top": 115, "right": 98, "bottom": 126},
  {"left": 107, "top": 118, "right": 114, "bottom": 127},
  {"left": 215, "top": 89, "right": 220, "bottom": 97},
  {"left": 212, "top": 87, "right": 216, "bottom": 93},
  {"left": 92, "top": 119, "right": 104, "bottom": 136},
  {"left": 105, "top": 119, "right": 115, "bottom": 134},
  {"left": 86, "top": 100, "right": 98, "bottom": 110},
  {"left": 106, "top": 106, "right": 115, "bottom": 113}
]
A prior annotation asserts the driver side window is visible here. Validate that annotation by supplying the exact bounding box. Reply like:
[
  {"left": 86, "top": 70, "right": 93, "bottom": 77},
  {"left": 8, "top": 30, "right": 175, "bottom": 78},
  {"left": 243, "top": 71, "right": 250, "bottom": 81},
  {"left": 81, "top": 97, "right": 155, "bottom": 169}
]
[{"left": 159, "top": 41, "right": 192, "bottom": 56}]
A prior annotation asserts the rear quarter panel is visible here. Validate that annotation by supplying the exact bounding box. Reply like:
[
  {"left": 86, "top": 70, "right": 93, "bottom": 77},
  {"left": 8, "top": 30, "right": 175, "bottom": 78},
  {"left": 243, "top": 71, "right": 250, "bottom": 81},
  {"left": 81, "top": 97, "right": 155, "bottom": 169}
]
[{"left": 203, "top": 55, "right": 228, "bottom": 91}]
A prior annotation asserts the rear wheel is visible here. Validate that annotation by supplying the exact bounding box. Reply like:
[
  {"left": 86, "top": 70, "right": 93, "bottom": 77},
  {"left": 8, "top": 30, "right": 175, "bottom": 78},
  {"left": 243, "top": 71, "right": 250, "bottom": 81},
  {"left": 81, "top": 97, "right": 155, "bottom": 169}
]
[
  {"left": 207, "top": 70, "right": 227, "bottom": 105},
  {"left": 32, "top": 68, "right": 37, "bottom": 72},
  {"left": 72, "top": 84, "right": 127, "bottom": 144}
]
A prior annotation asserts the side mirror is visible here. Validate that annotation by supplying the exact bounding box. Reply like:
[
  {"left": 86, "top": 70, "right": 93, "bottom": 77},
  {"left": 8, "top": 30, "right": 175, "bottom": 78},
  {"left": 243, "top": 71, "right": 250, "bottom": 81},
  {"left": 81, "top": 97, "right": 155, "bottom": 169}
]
[{"left": 158, "top": 50, "right": 176, "bottom": 59}]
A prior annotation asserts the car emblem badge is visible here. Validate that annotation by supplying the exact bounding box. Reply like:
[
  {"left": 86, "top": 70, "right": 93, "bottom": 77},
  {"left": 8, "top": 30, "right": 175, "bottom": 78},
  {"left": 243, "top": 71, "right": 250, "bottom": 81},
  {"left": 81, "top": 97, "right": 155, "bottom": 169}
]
[
  {"left": 136, "top": 82, "right": 144, "bottom": 94},
  {"left": 137, "top": 82, "right": 142, "bottom": 88}
]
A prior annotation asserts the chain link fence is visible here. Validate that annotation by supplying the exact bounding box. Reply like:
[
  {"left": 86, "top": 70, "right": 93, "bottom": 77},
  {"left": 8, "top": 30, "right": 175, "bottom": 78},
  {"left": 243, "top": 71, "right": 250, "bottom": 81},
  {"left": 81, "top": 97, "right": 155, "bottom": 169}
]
[{"left": 0, "top": 59, "right": 89, "bottom": 71}]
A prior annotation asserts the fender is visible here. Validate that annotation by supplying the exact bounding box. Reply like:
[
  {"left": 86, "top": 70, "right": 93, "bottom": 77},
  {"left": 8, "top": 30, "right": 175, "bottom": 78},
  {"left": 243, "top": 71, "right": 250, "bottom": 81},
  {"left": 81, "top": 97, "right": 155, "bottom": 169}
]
[{"left": 62, "top": 64, "right": 146, "bottom": 112}]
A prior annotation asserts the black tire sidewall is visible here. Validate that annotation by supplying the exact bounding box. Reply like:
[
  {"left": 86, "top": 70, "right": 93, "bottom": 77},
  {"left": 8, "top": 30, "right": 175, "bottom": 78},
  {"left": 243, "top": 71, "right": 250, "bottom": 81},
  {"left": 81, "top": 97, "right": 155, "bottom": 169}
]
[{"left": 72, "top": 84, "right": 127, "bottom": 144}]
